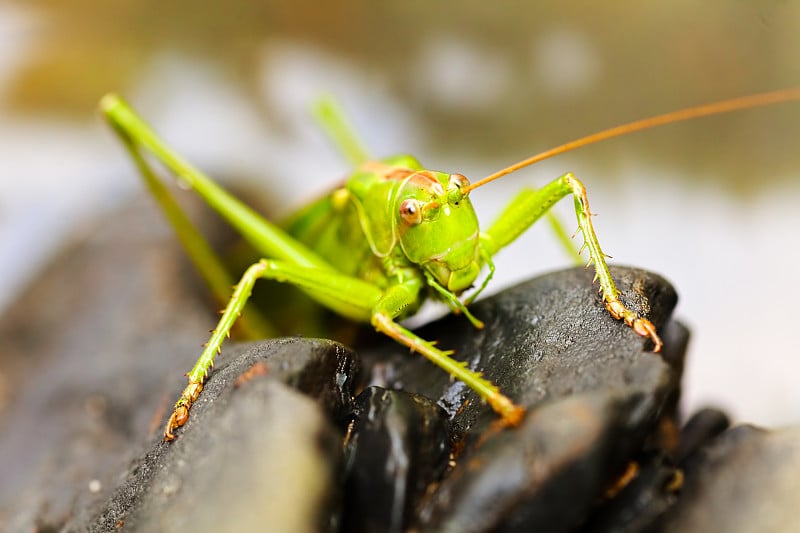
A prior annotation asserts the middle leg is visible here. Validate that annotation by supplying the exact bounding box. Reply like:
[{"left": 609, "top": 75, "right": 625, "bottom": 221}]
[{"left": 164, "top": 259, "right": 384, "bottom": 440}]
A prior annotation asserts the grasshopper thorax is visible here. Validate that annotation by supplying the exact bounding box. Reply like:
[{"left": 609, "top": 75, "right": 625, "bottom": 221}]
[{"left": 394, "top": 170, "right": 481, "bottom": 294}]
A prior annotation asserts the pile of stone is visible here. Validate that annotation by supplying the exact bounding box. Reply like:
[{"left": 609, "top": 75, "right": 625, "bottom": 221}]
[{"left": 67, "top": 267, "right": 798, "bottom": 532}]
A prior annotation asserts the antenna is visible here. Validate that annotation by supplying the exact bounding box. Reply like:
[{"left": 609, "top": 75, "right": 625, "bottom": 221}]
[{"left": 465, "top": 87, "right": 800, "bottom": 193}]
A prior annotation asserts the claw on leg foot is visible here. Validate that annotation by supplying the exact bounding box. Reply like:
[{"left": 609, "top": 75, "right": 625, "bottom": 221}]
[
  {"left": 632, "top": 317, "right": 662, "bottom": 352},
  {"left": 164, "top": 381, "right": 203, "bottom": 441},
  {"left": 605, "top": 300, "right": 663, "bottom": 353}
]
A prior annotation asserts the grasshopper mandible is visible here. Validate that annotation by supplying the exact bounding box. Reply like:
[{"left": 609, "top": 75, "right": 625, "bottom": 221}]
[{"left": 100, "top": 87, "right": 800, "bottom": 440}]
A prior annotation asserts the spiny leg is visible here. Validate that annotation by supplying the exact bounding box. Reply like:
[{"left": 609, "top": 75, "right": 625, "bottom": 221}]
[
  {"left": 563, "top": 174, "right": 662, "bottom": 349},
  {"left": 371, "top": 285, "right": 525, "bottom": 427},
  {"left": 165, "top": 259, "right": 385, "bottom": 440},
  {"left": 113, "top": 124, "right": 276, "bottom": 340},
  {"left": 165, "top": 261, "right": 268, "bottom": 440},
  {"left": 101, "top": 94, "right": 331, "bottom": 271},
  {"left": 482, "top": 172, "right": 662, "bottom": 351},
  {"left": 102, "top": 95, "right": 367, "bottom": 331}
]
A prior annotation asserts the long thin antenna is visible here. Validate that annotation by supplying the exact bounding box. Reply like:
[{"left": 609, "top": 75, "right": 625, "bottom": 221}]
[{"left": 465, "top": 87, "right": 800, "bottom": 193}]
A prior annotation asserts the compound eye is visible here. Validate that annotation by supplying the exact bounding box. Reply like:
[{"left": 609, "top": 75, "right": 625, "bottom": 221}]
[
  {"left": 447, "top": 173, "right": 470, "bottom": 204},
  {"left": 399, "top": 199, "right": 423, "bottom": 226},
  {"left": 448, "top": 173, "right": 470, "bottom": 192}
]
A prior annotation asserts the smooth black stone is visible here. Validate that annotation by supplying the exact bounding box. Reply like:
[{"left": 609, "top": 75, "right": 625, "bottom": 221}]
[
  {"left": 362, "top": 266, "right": 681, "bottom": 435},
  {"left": 676, "top": 407, "right": 731, "bottom": 463},
  {"left": 342, "top": 386, "right": 451, "bottom": 533},
  {"left": 417, "top": 391, "right": 665, "bottom": 533},
  {"left": 73, "top": 338, "right": 360, "bottom": 532},
  {"left": 658, "top": 425, "right": 800, "bottom": 533},
  {"left": 576, "top": 327, "right": 695, "bottom": 533},
  {"left": 357, "top": 266, "right": 684, "bottom": 532},
  {"left": 195, "top": 337, "right": 362, "bottom": 425},
  {"left": 80, "top": 266, "right": 678, "bottom": 533},
  {"left": 0, "top": 196, "right": 226, "bottom": 531},
  {"left": 583, "top": 453, "right": 682, "bottom": 533}
]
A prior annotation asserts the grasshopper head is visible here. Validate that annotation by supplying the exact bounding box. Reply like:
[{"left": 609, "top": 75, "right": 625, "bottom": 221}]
[{"left": 394, "top": 171, "right": 481, "bottom": 294}]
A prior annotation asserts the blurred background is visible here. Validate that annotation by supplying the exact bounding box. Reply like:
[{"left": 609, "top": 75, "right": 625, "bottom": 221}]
[{"left": 1, "top": 0, "right": 799, "bottom": 426}]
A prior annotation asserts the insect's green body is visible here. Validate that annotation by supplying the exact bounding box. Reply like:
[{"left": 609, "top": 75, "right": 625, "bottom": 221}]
[
  {"left": 99, "top": 87, "right": 800, "bottom": 440},
  {"left": 100, "top": 93, "right": 663, "bottom": 438},
  {"left": 285, "top": 154, "right": 487, "bottom": 325}
]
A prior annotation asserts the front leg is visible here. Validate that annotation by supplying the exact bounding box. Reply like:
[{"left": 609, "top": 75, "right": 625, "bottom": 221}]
[
  {"left": 371, "top": 284, "right": 525, "bottom": 427},
  {"left": 482, "top": 172, "right": 662, "bottom": 352}
]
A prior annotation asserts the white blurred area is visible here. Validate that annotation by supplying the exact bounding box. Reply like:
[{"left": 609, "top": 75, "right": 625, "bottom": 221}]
[{"left": 1, "top": 3, "right": 799, "bottom": 427}]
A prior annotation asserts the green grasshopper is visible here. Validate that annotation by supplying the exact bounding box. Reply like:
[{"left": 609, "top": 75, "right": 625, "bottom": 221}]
[{"left": 100, "top": 87, "right": 800, "bottom": 441}]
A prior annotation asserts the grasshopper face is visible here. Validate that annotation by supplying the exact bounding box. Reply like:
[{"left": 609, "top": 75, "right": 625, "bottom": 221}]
[{"left": 395, "top": 171, "right": 481, "bottom": 294}]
